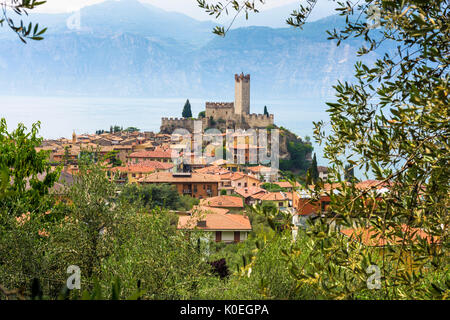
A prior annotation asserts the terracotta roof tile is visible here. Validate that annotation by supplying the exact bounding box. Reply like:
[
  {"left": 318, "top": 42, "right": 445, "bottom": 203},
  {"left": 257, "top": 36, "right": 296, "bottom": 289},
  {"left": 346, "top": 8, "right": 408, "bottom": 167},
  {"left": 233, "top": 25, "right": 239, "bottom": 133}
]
[
  {"left": 140, "top": 172, "right": 221, "bottom": 183},
  {"left": 234, "top": 187, "right": 267, "bottom": 198},
  {"left": 128, "top": 149, "right": 172, "bottom": 159},
  {"left": 178, "top": 213, "right": 251, "bottom": 231},
  {"left": 200, "top": 195, "right": 244, "bottom": 208},
  {"left": 257, "top": 192, "right": 290, "bottom": 201}
]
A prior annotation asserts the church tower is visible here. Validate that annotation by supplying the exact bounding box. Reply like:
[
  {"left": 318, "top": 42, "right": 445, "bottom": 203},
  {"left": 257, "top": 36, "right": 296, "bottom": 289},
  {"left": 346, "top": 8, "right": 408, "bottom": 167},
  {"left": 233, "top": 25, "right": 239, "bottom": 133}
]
[
  {"left": 234, "top": 73, "right": 250, "bottom": 117},
  {"left": 72, "top": 130, "right": 77, "bottom": 144}
]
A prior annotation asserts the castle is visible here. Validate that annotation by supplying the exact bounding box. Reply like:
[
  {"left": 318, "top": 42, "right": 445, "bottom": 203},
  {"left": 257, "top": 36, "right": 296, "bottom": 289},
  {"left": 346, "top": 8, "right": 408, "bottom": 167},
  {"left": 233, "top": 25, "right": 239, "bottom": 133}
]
[{"left": 160, "top": 74, "right": 274, "bottom": 133}]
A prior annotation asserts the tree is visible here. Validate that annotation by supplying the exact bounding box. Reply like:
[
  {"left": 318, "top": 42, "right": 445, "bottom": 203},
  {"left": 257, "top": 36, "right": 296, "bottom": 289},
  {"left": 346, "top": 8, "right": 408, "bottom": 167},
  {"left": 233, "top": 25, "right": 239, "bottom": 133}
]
[
  {"left": 199, "top": 0, "right": 449, "bottom": 299},
  {"left": 120, "top": 183, "right": 184, "bottom": 210},
  {"left": 307, "top": 153, "right": 319, "bottom": 183},
  {"left": 124, "top": 127, "right": 140, "bottom": 133},
  {"left": 198, "top": 111, "right": 206, "bottom": 119},
  {"left": 263, "top": 106, "right": 269, "bottom": 116},
  {"left": 182, "top": 99, "right": 192, "bottom": 118},
  {"left": 0, "top": 118, "right": 59, "bottom": 215},
  {"left": 104, "top": 150, "right": 122, "bottom": 168},
  {"left": 0, "top": 0, "right": 47, "bottom": 43}
]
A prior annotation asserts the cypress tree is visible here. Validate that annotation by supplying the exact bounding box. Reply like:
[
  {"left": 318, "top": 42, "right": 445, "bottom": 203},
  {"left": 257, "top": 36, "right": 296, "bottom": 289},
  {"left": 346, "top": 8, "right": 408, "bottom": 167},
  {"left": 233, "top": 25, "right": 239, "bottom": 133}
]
[
  {"left": 264, "top": 105, "right": 269, "bottom": 116},
  {"left": 182, "top": 99, "right": 192, "bottom": 118},
  {"left": 310, "top": 153, "right": 319, "bottom": 182}
]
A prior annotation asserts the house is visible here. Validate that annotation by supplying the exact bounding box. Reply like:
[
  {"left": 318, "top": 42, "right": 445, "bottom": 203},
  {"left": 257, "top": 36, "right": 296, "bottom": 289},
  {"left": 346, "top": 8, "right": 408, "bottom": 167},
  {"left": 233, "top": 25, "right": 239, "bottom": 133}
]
[
  {"left": 194, "top": 166, "right": 235, "bottom": 195},
  {"left": 234, "top": 186, "right": 267, "bottom": 205},
  {"left": 139, "top": 172, "right": 221, "bottom": 199},
  {"left": 109, "top": 161, "right": 174, "bottom": 184},
  {"left": 127, "top": 148, "right": 173, "bottom": 164},
  {"left": 177, "top": 209, "right": 252, "bottom": 243},
  {"left": 229, "top": 172, "right": 261, "bottom": 189},
  {"left": 200, "top": 195, "right": 244, "bottom": 213},
  {"left": 292, "top": 180, "right": 392, "bottom": 229},
  {"left": 247, "top": 165, "right": 278, "bottom": 182},
  {"left": 254, "top": 191, "right": 290, "bottom": 209},
  {"left": 210, "top": 159, "right": 239, "bottom": 172}
]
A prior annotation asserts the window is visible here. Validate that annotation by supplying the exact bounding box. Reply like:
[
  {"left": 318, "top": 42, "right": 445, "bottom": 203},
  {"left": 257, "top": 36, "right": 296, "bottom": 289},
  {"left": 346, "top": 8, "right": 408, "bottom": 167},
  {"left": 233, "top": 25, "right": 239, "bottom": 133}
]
[
  {"left": 238, "top": 183, "right": 241, "bottom": 187},
  {"left": 279, "top": 202, "right": 284, "bottom": 207}
]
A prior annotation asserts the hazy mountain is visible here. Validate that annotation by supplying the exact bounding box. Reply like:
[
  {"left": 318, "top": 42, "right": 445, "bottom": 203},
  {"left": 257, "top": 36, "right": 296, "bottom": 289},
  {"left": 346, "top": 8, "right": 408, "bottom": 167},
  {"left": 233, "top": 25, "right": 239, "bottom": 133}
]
[
  {"left": 0, "top": 0, "right": 389, "bottom": 100},
  {"left": 227, "top": 1, "right": 338, "bottom": 29}
]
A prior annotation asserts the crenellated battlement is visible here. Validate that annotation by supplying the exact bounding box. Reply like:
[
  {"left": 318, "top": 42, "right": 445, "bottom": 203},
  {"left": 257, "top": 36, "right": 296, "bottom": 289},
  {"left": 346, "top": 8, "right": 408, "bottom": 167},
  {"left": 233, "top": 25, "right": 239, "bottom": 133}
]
[
  {"left": 235, "top": 73, "right": 250, "bottom": 83},
  {"left": 206, "top": 102, "right": 234, "bottom": 109},
  {"left": 161, "top": 73, "right": 274, "bottom": 133},
  {"left": 245, "top": 113, "right": 273, "bottom": 120}
]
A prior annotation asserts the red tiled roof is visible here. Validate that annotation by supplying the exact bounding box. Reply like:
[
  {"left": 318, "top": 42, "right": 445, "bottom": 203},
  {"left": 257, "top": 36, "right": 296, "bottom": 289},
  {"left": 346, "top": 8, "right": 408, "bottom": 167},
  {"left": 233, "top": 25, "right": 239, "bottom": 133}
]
[
  {"left": 195, "top": 165, "right": 231, "bottom": 175},
  {"left": 247, "top": 165, "right": 268, "bottom": 173},
  {"left": 109, "top": 161, "right": 173, "bottom": 173},
  {"left": 128, "top": 149, "right": 172, "bottom": 159},
  {"left": 140, "top": 172, "right": 221, "bottom": 183},
  {"left": 234, "top": 187, "right": 267, "bottom": 198},
  {"left": 200, "top": 195, "right": 244, "bottom": 208},
  {"left": 110, "top": 165, "right": 155, "bottom": 174},
  {"left": 256, "top": 192, "right": 289, "bottom": 201},
  {"left": 273, "top": 181, "right": 301, "bottom": 189},
  {"left": 178, "top": 213, "right": 252, "bottom": 231}
]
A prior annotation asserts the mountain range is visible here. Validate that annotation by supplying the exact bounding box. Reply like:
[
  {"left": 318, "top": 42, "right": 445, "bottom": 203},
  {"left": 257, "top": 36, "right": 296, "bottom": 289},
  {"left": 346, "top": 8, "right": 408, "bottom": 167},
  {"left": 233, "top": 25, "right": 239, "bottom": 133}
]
[{"left": 0, "top": 0, "right": 389, "bottom": 99}]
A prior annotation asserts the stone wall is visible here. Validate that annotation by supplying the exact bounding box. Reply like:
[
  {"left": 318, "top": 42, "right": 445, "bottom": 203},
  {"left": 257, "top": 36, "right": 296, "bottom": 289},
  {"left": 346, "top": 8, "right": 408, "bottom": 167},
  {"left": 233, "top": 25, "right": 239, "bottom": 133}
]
[
  {"left": 244, "top": 113, "right": 274, "bottom": 128},
  {"left": 160, "top": 118, "right": 196, "bottom": 134},
  {"left": 205, "top": 102, "right": 234, "bottom": 121}
]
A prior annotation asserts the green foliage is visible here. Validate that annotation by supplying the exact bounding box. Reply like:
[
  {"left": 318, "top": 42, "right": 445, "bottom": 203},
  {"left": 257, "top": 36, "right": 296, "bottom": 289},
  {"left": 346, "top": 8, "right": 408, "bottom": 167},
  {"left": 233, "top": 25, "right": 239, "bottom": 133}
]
[
  {"left": 124, "top": 127, "right": 140, "bottom": 133},
  {"left": 264, "top": 105, "right": 269, "bottom": 116},
  {"left": 260, "top": 183, "right": 283, "bottom": 192},
  {"left": 182, "top": 99, "right": 193, "bottom": 118},
  {"left": 280, "top": 139, "right": 313, "bottom": 173},
  {"left": 200, "top": 0, "right": 450, "bottom": 299},
  {"left": 0, "top": 0, "right": 47, "bottom": 43},
  {"left": 0, "top": 118, "right": 59, "bottom": 216},
  {"left": 306, "top": 153, "right": 319, "bottom": 184},
  {"left": 103, "top": 150, "right": 122, "bottom": 167},
  {"left": 198, "top": 111, "right": 206, "bottom": 119},
  {"left": 120, "top": 183, "right": 198, "bottom": 211}
]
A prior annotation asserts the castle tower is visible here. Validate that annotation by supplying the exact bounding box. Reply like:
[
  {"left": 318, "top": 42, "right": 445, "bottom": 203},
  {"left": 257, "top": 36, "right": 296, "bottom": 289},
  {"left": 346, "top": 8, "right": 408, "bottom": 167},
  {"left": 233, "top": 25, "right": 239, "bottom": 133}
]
[{"left": 234, "top": 73, "right": 250, "bottom": 117}]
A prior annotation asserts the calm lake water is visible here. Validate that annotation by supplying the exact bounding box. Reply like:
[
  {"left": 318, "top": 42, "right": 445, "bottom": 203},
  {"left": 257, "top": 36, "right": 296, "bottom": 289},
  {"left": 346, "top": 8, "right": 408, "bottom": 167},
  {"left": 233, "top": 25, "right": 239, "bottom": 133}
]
[{"left": 0, "top": 95, "right": 332, "bottom": 164}]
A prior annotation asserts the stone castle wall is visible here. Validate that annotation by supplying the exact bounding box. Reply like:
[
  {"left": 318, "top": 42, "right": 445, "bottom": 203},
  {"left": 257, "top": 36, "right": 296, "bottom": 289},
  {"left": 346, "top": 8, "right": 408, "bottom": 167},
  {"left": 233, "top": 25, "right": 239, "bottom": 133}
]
[
  {"left": 160, "top": 74, "right": 273, "bottom": 134},
  {"left": 205, "top": 102, "right": 234, "bottom": 120},
  {"left": 244, "top": 113, "right": 274, "bottom": 128},
  {"left": 160, "top": 118, "right": 196, "bottom": 134}
]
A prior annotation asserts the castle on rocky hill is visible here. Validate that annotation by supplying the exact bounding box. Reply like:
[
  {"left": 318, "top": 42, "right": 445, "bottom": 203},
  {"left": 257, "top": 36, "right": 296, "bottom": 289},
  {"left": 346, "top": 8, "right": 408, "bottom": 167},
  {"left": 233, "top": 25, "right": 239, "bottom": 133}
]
[{"left": 160, "top": 73, "right": 274, "bottom": 133}]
